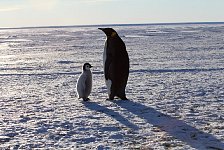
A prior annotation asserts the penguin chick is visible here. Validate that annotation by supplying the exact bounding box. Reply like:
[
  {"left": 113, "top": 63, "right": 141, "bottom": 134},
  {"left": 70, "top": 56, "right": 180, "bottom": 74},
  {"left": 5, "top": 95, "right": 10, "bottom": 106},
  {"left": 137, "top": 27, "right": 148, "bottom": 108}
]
[
  {"left": 76, "top": 63, "right": 92, "bottom": 101},
  {"left": 98, "top": 28, "right": 129, "bottom": 100}
]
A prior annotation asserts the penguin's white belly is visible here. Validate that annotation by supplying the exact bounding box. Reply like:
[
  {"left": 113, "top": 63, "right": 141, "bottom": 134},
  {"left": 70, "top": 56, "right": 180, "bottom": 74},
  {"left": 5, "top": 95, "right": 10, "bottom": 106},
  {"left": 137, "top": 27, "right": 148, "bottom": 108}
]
[
  {"left": 103, "top": 41, "right": 112, "bottom": 96},
  {"left": 105, "top": 79, "right": 112, "bottom": 95},
  {"left": 76, "top": 74, "right": 85, "bottom": 98},
  {"left": 76, "top": 72, "right": 92, "bottom": 99}
]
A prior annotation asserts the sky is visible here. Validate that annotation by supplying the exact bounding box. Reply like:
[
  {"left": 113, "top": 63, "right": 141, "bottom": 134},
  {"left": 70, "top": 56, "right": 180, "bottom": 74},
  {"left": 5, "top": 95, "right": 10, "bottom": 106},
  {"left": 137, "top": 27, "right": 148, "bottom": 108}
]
[{"left": 0, "top": 0, "right": 224, "bottom": 28}]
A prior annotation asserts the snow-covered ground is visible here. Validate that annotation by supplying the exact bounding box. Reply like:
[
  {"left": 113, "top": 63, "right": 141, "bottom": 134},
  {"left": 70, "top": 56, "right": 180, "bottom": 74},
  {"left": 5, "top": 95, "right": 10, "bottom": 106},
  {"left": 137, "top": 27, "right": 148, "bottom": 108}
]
[{"left": 0, "top": 24, "right": 224, "bottom": 149}]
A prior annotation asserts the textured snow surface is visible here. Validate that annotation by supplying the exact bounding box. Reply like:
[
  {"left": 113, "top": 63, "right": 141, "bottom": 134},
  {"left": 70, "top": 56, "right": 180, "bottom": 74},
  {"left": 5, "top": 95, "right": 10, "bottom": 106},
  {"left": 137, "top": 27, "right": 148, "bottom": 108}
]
[{"left": 0, "top": 24, "right": 224, "bottom": 149}]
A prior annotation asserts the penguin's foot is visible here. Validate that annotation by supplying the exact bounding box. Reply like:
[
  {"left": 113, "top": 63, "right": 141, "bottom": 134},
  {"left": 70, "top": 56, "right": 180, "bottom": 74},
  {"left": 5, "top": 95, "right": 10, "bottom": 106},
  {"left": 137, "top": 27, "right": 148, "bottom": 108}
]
[
  {"left": 121, "top": 96, "right": 128, "bottom": 100},
  {"left": 83, "top": 98, "right": 90, "bottom": 101},
  {"left": 109, "top": 95, "right": 115, "bottom": 100},
  {"left": 117, "top": 95, "right": 128, "bottom": 100}
]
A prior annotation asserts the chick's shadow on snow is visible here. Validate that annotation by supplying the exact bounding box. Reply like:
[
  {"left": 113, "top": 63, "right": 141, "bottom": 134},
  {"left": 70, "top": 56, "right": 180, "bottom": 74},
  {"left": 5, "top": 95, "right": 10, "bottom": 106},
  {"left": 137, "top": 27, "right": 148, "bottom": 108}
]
[{"left": 83, "top": 101, "right": 139, "bottom": 130}]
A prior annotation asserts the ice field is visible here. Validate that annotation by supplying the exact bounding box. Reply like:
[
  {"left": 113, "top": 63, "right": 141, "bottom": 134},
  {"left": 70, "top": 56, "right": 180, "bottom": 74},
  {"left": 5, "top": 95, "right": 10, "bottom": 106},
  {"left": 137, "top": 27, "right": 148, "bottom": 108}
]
[{"left": 0, "top": 24, "right": 224, "bottom": 149}]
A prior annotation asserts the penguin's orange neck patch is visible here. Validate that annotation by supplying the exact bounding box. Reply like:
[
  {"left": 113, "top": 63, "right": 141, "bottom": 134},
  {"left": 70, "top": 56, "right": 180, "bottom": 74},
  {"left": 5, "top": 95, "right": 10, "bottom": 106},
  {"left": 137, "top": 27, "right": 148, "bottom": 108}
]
[{"left": 111, "top": 32, "right": 117, "bottom": 37}]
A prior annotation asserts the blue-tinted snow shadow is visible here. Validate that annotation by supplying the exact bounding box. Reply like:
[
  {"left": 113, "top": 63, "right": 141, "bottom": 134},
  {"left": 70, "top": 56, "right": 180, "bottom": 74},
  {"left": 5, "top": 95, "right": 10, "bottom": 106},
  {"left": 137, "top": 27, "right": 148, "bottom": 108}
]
[
  {"left": 57, "top": 60, "right": 75, "bottom": 64},
  {"left": 1, "top": 67, "right": 223, "bottom": 77},
  {"left": 130, "top": 68, "right": 224, "bottom": 74},
  {"left": 83, "top": 101, "right": 139, "bottom": 130},
  {"left": 0, "top": 72, "right": 81, "bottom": 77},
  {"left": 0, "top": 71, "right": 103, "bottom": 77},
  {"left": 112, "top": 100, "right": 224, "bottom": 150}
]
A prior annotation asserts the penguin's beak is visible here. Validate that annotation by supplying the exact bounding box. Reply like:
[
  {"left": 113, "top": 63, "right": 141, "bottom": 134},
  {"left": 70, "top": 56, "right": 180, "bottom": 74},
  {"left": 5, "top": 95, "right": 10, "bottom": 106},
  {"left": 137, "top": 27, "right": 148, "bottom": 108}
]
[
  {"left": 98, "top": 28, "right": 104, "bottom": 31},
  {"left": 90, "top": 65, "right": 93, "bottom": 68}
]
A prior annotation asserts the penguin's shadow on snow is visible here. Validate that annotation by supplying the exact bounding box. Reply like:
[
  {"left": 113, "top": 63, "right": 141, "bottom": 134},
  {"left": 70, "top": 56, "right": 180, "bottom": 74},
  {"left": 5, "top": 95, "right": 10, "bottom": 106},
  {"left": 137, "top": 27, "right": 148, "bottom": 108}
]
[
  {"left": 84, "top": 100, "right": 224, "bottom": 149},
  {"left": 83, "top": 101, "right": 139, "bottom": 130},
  {"left": 110, "top": 100, "right": 224, "bottom": 150}
]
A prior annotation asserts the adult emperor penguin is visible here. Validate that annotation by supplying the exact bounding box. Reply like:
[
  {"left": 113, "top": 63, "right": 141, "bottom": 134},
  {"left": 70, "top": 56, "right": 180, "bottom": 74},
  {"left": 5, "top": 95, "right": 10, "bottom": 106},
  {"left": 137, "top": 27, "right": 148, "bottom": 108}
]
[
  {"left": 98, "top": 28, "right": 129, "bottom": 100},
  {"left": 76, "top": 63, "right": 93, "bottom": 101}
]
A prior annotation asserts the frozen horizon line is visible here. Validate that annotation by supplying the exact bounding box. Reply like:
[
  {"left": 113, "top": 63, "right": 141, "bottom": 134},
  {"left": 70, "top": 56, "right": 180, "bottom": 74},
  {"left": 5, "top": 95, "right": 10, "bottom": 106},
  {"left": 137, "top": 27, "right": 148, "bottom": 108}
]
[{"left": 0, "top": 21, "right": 224, "bottom": 30}]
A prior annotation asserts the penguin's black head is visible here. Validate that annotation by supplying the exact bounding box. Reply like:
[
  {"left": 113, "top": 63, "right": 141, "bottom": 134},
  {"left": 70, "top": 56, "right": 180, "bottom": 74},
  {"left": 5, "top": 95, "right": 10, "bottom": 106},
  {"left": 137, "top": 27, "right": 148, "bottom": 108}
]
[
  {"left": 83, "top": 63, "right": 92, "bottom": 71},
  {"left": 98, "top": 28, "right": 118, "bottom": 37}
]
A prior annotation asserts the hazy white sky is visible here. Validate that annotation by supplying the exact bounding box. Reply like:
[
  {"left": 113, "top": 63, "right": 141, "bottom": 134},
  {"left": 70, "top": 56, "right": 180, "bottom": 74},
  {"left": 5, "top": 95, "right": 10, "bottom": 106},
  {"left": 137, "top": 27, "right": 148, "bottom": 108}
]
[{"left": 0, "top": 0, "right": 224, "bottom": 28}]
